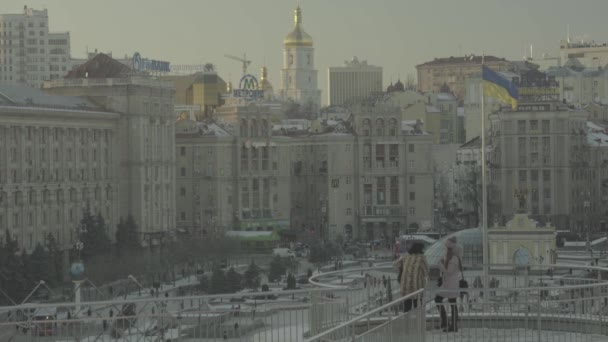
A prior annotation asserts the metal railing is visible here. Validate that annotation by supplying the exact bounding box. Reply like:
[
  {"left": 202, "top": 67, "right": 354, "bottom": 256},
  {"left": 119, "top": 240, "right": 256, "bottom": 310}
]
[
  {"left": 0, "top": 286, "right": 378, "bottom": 342},
  {"left": 309, "top": 263, "right": 608, "bottom": 342},
  {"left": 306, "top": 289, "right": 426, "bottom": 342},
  {"left": 1, "top": 263, "right": 608, "bottom": 341}
]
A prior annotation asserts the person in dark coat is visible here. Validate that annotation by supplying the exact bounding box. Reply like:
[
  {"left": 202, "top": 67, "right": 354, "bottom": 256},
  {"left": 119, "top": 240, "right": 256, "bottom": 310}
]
[{"left": 393, "top": 240, "right": 428, "bottom": 312}]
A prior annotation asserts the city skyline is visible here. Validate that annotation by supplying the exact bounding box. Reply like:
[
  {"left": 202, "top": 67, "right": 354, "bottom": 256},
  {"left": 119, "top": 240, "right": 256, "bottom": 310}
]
[{"left": 4, "top": 0, "right": 608, "bottom": 104}]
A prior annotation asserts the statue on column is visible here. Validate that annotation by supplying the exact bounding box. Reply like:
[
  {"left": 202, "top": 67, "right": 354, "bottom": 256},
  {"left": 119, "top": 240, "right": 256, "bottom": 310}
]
[{"left": 514, "top": 188, "right": 528, "bottom": 213}]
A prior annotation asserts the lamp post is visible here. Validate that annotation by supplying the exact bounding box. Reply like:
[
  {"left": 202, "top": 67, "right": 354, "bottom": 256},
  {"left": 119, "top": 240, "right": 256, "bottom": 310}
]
[{"left": 71, "top": 240, "right": 85, "bottom": 316}]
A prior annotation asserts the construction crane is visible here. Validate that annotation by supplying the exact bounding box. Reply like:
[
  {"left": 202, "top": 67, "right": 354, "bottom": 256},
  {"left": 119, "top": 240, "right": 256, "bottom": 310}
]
[{"left": 224, "top": 53, "right": 251, "bottom": 75}]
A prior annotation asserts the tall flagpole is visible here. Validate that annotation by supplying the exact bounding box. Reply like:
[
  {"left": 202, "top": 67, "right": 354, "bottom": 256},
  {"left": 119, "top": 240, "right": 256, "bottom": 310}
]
[{"left": 481, "top": 54, "right": 489, "bottom": 291}]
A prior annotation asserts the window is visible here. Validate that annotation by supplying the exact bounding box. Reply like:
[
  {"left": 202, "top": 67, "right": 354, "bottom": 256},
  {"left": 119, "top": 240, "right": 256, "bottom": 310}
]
[
  {"left": 409, "top": 207, "right": 415, "bottom": 216},
  {"left": 346, "top": 208, "right": 352, "bottom": 216},
  {"left": 530, "top": 120, "right": 538, "bottom": 131},
  {"left": 180, "top": 146, "right": 186, "bottom": 156},
  {"left": 180, "top": 167, "right": 186, "bottom": 177},
  {"left": 519, "top": 170, "right": 527, "bottom": 183},
  {"left": 409, "top": 160, "right": 414, "bottom": 169},
  {"left": 531, "top": 170, "right": 539, "bottom": 182},
  {"left": 517, "top": 120, "right": 526, "bottom": 134},
  {"left": 376, "top": 177, "right": 386, "bottom": 204},
  {"left": 542, "top": 170, "right": 551, "bottom": 182},
  {"left": 390, "top": 176, "right": 399, "bottom": 204},
  {"left": 376, "top": 144, "right": 385, "bottom": 168},
  {"left": 409, "top": 192, "right": 416, "bottom": 201},
  {"left": 289, "top": 54, "right": 293, "bottom": 65},
  {"left": 409, "top": 175, "right": 415, "bottom": 184},
  {"left": 180, "top": 212, "right": 186, "bottom": 220},
  {"left": 409, "top": 144, "right": 415, "bottom": 153},
  {"left": 180, "top": 187, "right": 186, "bottom": 196},
  {"left": 541, "top": 120, "right": 550, "bottom": 134}
]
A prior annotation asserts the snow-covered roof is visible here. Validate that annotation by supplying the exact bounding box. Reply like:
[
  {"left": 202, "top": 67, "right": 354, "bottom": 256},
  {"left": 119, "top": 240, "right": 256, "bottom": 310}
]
[
  {"left": 564, "top": 237, "right": 607, "bottom": 247},
  {"left": 436, "top": 93, "right": 457, "bottom": 101},
  {"left": 587, "top": 121, "right": 608, "bottom": 147},
  {"left": 196, "top": 121, "right": 231, "bottom": 137},
  {"left": 0, "top": 83, "right": 99, "bottom": 110}
]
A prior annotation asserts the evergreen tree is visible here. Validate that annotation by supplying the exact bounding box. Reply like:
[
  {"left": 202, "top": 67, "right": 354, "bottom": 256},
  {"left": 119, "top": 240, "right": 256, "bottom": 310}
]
[
  {"left": 21, "top": 250, "right": 34, "bottom": 298},
  {"left": 29, "top": 244, "right": 51, "bottom": 285},
  {"left": 225, "top": 267, "right": 243, "bottom": 293},
  {"left": 45, "top": 233, "right": 63, "bottom": 286},
  {"left": 243, "top": 261, "right": 261, "bottom": 290},
  {"left": 116, "top": 215, "right": 140, "bottom": 253},
  {"left": 209, "top": 267, "right": 227, "bottom": 294},
  {"left": 79, "top": 210, "right": 111, "bottom": 259},
  {"left": 268, "top": 256, "right": 286, "bottom": 283},
  {"left": 1, "top": 230, "right": 27, "bottom": 302}
]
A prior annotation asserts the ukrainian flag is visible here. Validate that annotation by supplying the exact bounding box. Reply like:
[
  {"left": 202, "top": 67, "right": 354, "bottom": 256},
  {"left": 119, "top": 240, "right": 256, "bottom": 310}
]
[{"left": 482, "top": 66, "right": 518, "bottom": 109}]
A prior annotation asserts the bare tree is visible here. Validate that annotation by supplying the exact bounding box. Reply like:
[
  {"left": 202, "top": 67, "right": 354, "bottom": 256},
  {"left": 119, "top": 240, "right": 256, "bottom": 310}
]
[{"left": 405, "top": 73, "right": 417, "bottom": 91}]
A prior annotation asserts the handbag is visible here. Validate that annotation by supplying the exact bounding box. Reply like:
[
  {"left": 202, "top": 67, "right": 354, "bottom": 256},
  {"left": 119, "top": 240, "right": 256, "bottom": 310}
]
[{"left": 458, "top": 257, "right": 468, "bottom": 296}]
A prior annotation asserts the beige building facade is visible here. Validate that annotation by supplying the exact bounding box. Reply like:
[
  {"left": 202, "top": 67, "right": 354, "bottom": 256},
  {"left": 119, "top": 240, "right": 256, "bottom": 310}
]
[
  {"left": 175, "top": 100, "right": 435, "bottom": 241},
  {"left": 0, "top": 85, "right": 120, "bottom": 252},
  {"left": 489, "top": 104, "right": 589, "bottom": 230},
  {"left": 416, "top": 55, "right": 511, "bottom": 99},
  {"left": 44, "top": 59, "right": 176, "bottom": 245}
]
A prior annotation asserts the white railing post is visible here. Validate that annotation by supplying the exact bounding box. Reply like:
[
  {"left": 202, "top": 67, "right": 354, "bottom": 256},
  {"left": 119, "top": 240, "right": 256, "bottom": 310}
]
[{"left": 537, "top": 289, "right": 542, "bottom": 342}]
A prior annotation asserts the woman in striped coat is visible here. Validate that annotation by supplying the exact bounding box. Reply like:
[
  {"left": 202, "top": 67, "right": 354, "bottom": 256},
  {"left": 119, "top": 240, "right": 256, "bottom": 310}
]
[{"left": 393, "top": 241, "right": 428, "bottom": 312}]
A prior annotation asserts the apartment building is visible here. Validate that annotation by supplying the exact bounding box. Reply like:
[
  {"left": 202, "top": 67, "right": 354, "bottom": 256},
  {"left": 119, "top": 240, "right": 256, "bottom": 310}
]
[{"left": 0, "top": 6, "right": 75, "bottom": 87}]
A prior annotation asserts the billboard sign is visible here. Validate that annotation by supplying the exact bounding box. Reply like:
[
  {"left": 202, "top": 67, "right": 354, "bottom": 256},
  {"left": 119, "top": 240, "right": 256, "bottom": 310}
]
[
  {"left": 132, "top": 52, "right": 170, "bottom": 73},
  {"left": 518, "top": 86, "right": 560, "bottom": 103}
]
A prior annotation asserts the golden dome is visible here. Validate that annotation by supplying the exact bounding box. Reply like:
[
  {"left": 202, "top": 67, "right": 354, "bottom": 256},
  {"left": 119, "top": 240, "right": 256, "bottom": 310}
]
[
  {"left": 283, "top": 6, "right": 313, "bottom": 48},
  {"left": 259, "top": 66, "right": 273, "bottom": 91}
]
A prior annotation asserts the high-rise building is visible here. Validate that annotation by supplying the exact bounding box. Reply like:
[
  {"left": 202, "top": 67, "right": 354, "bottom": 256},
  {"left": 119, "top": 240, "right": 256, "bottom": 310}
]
[
  {"left": 416, "top": 55, "right": 511, "bottom": 99},
  {"left": 0, "top": 6, "right": 75, "bottom": 88},
  {"left": 280, "top": 6, "right": 321, "bottom": 112},
  {"left": 328, "top": 57, "right": 382, "bottom": 106}
]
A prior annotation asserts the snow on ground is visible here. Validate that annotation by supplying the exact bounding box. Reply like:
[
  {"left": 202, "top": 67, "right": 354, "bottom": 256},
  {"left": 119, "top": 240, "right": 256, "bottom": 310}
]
[
  {"left": 53, "top": 328, "right": 608, "bottom": 342},
  {"left": 426, "top": 328, "right": 607, "bottom": 342}
]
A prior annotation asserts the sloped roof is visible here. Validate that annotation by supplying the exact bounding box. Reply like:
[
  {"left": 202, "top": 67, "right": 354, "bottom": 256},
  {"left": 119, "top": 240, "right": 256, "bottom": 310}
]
[
  {"left": 65, "top": 53, "right": 132, "bottom": 79},
  {"left": 460, "top": 136, "right": 481, "bottom": 149}
]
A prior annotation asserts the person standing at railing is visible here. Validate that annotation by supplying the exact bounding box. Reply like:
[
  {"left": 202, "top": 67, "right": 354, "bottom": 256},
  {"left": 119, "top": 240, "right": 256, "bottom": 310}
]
[
  {"left": 435, "top": 236, "right": 462, "bottom": 332},
  {"left": 393, "top": 240, "right": 428, "bottom": 312}
]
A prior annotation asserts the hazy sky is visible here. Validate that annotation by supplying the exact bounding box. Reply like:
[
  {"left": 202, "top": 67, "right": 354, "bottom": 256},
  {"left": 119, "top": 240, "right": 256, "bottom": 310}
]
[{"left": 3, "top": 0, "right": 608, "bottom": 104}]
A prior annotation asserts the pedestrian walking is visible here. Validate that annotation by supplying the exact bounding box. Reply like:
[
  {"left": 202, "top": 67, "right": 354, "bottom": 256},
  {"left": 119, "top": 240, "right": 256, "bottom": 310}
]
[
  {"left": 393, "top": 239, "right": 428, "bottom": 312},
  {"left": 435, "top": 236, "right": 462, "bottom": 332}
]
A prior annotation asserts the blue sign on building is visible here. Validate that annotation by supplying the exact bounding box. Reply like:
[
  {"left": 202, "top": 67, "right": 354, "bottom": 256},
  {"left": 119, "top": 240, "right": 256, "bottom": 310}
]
[
  {"left": 132, "top": 52, "right": 170, "bottom": 73},
  {"left": 233, "top": 74, "right": 264, "bottom": 98}
]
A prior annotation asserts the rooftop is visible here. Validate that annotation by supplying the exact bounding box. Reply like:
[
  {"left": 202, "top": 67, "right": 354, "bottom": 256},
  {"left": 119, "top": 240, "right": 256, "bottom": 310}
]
[
  {"left": 460, "top": 136, "right": 481, "bottom": 149},
  {"left": 0, "top": 83, "right": 100, "bottom": 110},
  {"left": 65, "top": 53, "right": 132, "bottom": 79},
  {"left": 417, "top": 55, "right": 507, "bottom": 67},
  {"left": 587, "top": 121, "right": 608, "bottom": 147}
]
